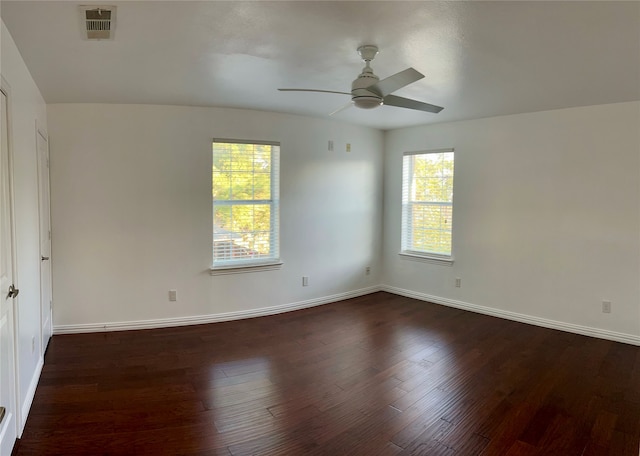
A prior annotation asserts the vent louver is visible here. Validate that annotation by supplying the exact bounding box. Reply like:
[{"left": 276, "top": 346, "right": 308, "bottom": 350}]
[{"left": 80, "top": 6, "right": 116, "bottom": 40}]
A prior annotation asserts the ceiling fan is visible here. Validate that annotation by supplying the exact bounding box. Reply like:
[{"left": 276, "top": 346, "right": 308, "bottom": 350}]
[{"left": 278, "top": 45, "right": 444, "bottom": 115}]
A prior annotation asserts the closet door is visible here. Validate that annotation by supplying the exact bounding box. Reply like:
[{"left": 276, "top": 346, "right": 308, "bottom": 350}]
[
  {"left": 37, "top": 128, "right": 52, "bottom": 352},
  {"left": 0, "top": 88, "right": 18, "bottom": 456}
]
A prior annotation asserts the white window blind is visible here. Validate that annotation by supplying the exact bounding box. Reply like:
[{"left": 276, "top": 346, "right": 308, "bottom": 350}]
[
  {"left": 212, "top": 140, "right": 280, "bottom": 268},
  {"left": 401, "top": 149, "right": 454, "bottom": 259}
]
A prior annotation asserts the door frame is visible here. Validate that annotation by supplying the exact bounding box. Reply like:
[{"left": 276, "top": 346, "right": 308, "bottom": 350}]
[{"left": 0, "top": 75, "right": 20, "bottom": 455}]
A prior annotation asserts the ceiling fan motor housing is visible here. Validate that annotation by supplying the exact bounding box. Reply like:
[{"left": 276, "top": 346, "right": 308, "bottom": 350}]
[
  {"left": 351, "top": 45, "right": 383, "bottom": 109},
  {"left": 351, "top": 65, "right": 383, "bottom": 109}
]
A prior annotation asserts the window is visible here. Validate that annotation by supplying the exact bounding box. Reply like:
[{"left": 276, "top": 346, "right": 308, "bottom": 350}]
[
  {"left": 401, "top": 148, "right": 454, "bottom": 264},
  {"left": 212, "top": 139, "right": 280, "bottom": 271}
]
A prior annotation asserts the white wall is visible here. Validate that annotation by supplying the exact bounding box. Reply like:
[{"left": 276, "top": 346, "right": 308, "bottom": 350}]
[
  {"left": 382, "top": 102, "right": 640, "bottom": 342},
  {"left": 1, "top": 19, "right": 48, "bottom": 431},
  {"left": 47, "top": 104, "right": 383, "bottom": 329}
]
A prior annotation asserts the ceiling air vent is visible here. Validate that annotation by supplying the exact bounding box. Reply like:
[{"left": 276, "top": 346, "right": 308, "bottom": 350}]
[{"left": 80, "top": 6, "right": 116, "bottom": 40}]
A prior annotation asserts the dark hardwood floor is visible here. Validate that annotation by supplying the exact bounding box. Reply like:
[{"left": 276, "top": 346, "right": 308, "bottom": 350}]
[{"left": 12, "top": 292, "right": 640, "bottom": 455}]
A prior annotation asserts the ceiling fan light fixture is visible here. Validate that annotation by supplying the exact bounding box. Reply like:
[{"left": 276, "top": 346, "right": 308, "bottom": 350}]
[{"left": 353, "top": 96, "right": 382, "bottom": 110}]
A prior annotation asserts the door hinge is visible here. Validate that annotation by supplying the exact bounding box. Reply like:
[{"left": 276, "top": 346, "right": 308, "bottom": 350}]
[{"left": 7, "top": 284, "right": 19, "bottom": 299}]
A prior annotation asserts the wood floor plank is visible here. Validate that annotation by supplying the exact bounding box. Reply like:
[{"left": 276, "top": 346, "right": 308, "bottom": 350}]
[{"left": 12, "top": 292, "right": 640, "bottom": 455}]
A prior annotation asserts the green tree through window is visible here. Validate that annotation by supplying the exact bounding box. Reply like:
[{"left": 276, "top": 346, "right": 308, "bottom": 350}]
[
  {"left": 401, "top": 150, "right": 454, "bottom": 258},
  {"left": 212, "top": 140, "right": 280, "bottom": 267}
]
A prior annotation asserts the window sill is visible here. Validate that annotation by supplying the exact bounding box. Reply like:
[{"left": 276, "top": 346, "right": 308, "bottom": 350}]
[
  {"left": 209, "top": 261, "right": 283, "bottom": 276},
  {"left": 399, "top": 252, "right": 454, "bottom": 266}
]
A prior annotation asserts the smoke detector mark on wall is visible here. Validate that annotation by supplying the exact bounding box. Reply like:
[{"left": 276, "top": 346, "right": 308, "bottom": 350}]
[{"left": 80, "top": 5, "right": 116, "bottom": 40}]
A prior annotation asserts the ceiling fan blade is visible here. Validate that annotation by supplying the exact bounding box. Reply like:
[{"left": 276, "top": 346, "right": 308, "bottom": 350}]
[
  {"left": 329, "top": 101, "right": 354, "bottom": 116},
  {"left": 367, "top": 68, "right": 424, "bottom": 97},
  {"left": 383, "top": 94, "right": 444, "bottom": 113},
  {"left": 278, "top": 88, "right": 351, "bottom": 96}
]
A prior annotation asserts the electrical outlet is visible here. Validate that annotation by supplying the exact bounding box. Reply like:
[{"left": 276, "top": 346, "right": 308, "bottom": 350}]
[
  {"left": 366, "top": 267, "right": 371, "bottom": 276},
  {"left": 302, "top": 276, "right": 309, "bottom": 287},
  {"left": 602, "top": 300, "right": 611, "bottom": 314},
  {"left": 31, "top": 336, "right": 35, "bottom": 354},
  {"left": 455, "top": 278, "right": 461, "bottom": 288},
  {"left": 346, "top": 143, "right": 351, "bottom": 153},
  {"left": 328, "top": 140, "right": 334, "bottom": 151},
  {"left": 169, "top": 289, "right": 177, "bottom": 302}
]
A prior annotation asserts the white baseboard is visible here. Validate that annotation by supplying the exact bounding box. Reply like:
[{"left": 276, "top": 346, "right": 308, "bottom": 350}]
[
  {"left": 19, "top": 357, "right": 43, "bottom": 436},
  {"left": 381, "top": 285, "right": 640, "bottom": 346},
  {"left": 53, "top": 286, "right": 382, "bottom": 335},
  {"left": 53, "top": 284, "right": 639, "bottom": 346}
]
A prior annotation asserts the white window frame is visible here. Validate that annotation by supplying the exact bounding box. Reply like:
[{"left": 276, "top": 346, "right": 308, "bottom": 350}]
[
  {"left": 400, "top": 148, "right": 455, "bottom": 266},
  {"left": 210, "top": 139, "right": 281, "bottom": 275}
]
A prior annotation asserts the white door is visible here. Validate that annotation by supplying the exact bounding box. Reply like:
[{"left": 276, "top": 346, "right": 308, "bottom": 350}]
[
  {"left": 0, "top": 88, "right": 18, "bottom": 456},
  {"left": 37, "top": 128, "right": 52, "bottom": 351}
]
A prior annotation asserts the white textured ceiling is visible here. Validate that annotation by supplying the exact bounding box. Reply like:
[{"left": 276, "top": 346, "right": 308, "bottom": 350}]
[{"left": 2, "top": 1, "right": 639, "bottom": 130}]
